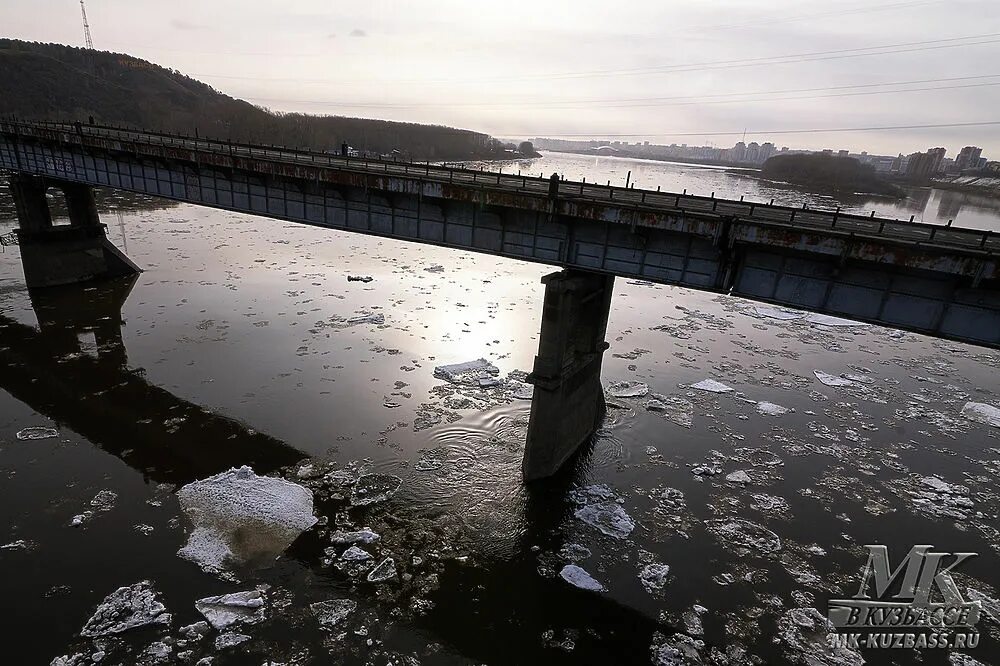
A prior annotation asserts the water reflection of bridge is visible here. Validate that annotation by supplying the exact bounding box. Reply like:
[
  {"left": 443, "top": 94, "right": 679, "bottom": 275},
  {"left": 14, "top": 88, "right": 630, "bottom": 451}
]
[{"left": 0, "top": 277, "right": 305, "bottom": 485}]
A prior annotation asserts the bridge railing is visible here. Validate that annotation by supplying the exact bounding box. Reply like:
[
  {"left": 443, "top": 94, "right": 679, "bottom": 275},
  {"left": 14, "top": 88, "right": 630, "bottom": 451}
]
[{"left": 1, "top": 119, "right": 995, "bottom": 253}]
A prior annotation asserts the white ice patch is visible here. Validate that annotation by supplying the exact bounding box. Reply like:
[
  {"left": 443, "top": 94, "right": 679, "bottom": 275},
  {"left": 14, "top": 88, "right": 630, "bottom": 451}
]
[
  {"left": 512, "top": 382, "right": 535, "bottom": 400},
  {"left": 366, "top": 557, "right": 397, "bottom": 582},
  {"left": 559, "top": 564, "right": 604, "bottom": 592},
  {"left": 689, "top": 379, "right": 733, "bottom": 393},
  {"left": 805, "top": 313, "right": 867, "bottom": 327},
  {"left": 16, "top": 426, "right": 59, "bottom": 440},
  {"left": 80, "top": 581, "right": 171, "bottom": 637},
  {"left": 215, "top": 632, "right": 251, "bottom": 649},
  {"left": 195, "top": 590, "right": 265, "bottom": 630},
  {"left": 351, "top": 474, "right": 402, "bottom": 506},
  {"left": 330, "top": 528, "right": 380, "bottom": 545},
  {"left": 341, "top": 546, "right": 373, "bottom": 561},
  {"left": 777, "top": 607, "right": 864, "bottom": 665},
  {"left": 961, "top": 402, "right": 1000, "bottom": 428},
  {"left": 433, "top": 358, "right": 500, "bottom": 386},
  {"left": 573, "top": 502, "right": 635, "bottom": 540},
  {"left": 725, "top": 470, "right": 752, "bottom": 484},
  {"left": 706, "top": 518, "right": 782, "bottom": 554},
  {"left": 639, "top": 563, "right": 670, "bottom": 594},
  {"left": 813, "top": 371, "right": 857, "bottom": 388},
  {"left": 311, "top": 598, "right": 357, "bottom": 628},
  {"left": 176, "top": 466, "right": 317, "bottom": 575},
  {"left": 756, "top": 401, "right": 791, "bottom": 416}
]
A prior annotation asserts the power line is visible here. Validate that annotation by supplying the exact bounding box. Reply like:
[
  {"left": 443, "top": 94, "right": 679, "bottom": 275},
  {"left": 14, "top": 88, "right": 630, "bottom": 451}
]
[
  {"left": 237, "top": 75, "right": 1000, "bottom": 110},
  {"left": 189, "top": 32, "right": 1000, "bottom": 85},
  {"left": 527, "top": 121, "right": 1000, "bottom": 139}
]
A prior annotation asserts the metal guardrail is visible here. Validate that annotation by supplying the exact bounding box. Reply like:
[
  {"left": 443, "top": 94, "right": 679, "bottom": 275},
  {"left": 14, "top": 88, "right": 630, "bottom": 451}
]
[{"left": 1, "top": 119, "right": 996, "bottom": 254}]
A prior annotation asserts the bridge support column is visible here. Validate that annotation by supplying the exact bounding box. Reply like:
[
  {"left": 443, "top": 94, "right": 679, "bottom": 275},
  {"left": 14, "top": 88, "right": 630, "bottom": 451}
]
[
  {"left": 9, "top": 175, "right": 140, "bottom": 289},
  {"left": 523, "top": 269, "right": 614, "bottom": 481}
]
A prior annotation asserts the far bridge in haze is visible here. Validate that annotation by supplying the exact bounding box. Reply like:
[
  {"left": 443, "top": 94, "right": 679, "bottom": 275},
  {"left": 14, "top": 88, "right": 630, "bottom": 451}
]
[{"left": 1, "top": 120, "right": 997, "bottom": 480}]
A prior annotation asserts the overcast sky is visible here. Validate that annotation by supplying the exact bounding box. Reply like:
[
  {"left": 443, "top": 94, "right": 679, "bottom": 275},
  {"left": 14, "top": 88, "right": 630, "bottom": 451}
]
[{"left": 3, "top": 0, "right": 999, "bottom": 156}]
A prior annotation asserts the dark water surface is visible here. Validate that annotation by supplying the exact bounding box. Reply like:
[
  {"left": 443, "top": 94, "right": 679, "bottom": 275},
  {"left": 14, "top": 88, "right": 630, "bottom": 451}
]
[{"left": 0, "top": 155, "right": 998, "bottom": 666}]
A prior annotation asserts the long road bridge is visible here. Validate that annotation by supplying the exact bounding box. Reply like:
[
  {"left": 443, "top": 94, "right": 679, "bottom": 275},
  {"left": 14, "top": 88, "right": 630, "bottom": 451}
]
[{"left": 1, "top": 119, "right": 998, "bottom": 480}]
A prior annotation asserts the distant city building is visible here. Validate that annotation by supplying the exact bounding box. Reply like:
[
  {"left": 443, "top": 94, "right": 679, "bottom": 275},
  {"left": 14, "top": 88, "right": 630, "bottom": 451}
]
[
  {"left": 837, "top": 149, "right": 849, "bottom": 158},
  {"left": 906, "top": 147, "right": 947, "bottom": 177},
  {"left": 731, "top": 141, "right": 747, "bottom": 163},
  {"left": 745, "top": 141, "right": 760, "bottom": 164},
  {"left": 978, "top": 157, "right": 989, "bottom": 169},
  {"left": 955, "top": 146, "right": 983, "bottom": 171},
  {"left": 760, "top": 142, "right": 775, "bottom": 163},
  {"left": 821, "top": 149, "right": 833, "bottom": 155}
]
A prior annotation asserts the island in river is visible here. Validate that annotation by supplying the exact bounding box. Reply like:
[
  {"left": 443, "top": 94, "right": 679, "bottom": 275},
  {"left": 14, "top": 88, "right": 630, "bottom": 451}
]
[{"left": 759, "top": 153, "right": 905, "bottom": 198}]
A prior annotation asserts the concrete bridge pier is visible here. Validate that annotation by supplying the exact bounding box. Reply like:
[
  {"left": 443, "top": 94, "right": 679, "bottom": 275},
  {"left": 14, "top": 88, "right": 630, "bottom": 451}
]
[
  {"left": 9, "top": 175, "right": 140, "bottom": 289},
  {"left": 523, "top": 269, "right": 615, "bottom": 481}
]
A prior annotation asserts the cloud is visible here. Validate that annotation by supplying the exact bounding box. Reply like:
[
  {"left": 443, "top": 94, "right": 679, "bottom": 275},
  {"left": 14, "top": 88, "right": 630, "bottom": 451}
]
[
  {"left": 327, "top": 33, "right": 337, "bottom": 39},
  {"left": 349, "top": 29, "right": 367, "bottom": 37}
]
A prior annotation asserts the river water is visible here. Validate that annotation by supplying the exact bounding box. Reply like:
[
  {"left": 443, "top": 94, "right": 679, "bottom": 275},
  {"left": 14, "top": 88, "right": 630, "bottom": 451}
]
[{"left": 0, "top": 153, "right": 998, "bottom": 665}]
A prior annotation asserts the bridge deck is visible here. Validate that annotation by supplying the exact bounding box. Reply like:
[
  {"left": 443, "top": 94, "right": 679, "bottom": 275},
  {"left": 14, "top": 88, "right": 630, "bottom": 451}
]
[{"left": 1, "top": 120, "right": 998, "bottom": 348}]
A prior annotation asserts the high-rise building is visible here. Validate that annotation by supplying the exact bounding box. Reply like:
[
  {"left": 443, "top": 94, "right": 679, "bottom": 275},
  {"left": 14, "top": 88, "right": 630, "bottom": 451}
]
[
  {"left": 838, "top": 150, "right": 849, "bottom": 158},
  {"left": 731, "top": 141, "right": 747, "bottom": 163},
  {"left": 760, "top": 142, "right": 775, "bottom": 162},
  {"left": 745, "top": 141, "right": 760, "bottom": 164},
  {"left": 906, "top": 147, "right": 947, "bottom": 177},
  {"left": 955, "top": 146, "right": 983, "bottom": 171}
]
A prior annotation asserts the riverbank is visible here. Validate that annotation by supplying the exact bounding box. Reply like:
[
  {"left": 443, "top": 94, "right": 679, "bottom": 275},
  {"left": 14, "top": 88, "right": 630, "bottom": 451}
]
[{"left": 926, "top": 174, "right": 1000, "bottom": 199}]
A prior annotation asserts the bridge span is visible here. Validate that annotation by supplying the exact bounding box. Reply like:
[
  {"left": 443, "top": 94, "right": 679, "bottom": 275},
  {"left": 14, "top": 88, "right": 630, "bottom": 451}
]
[{"left": 1, "top": 119, "right": 998, "bottom": 480}]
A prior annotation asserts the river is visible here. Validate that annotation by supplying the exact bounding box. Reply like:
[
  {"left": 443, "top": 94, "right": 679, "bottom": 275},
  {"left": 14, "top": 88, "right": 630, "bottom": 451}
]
[{"left": 0, "top": 152, "right": 998, "bottom": 665}]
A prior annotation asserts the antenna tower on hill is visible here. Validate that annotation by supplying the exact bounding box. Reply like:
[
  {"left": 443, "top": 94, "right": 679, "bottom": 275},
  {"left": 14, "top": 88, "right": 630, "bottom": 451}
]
[{"left": 80, "top": 0, "right": 94, "bottom": 50}]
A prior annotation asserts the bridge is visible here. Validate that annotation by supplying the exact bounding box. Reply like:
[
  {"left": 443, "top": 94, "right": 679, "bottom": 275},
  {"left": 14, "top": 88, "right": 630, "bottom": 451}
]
[{"left": 1, "top": 119, "right": 998, "bottom": 480}]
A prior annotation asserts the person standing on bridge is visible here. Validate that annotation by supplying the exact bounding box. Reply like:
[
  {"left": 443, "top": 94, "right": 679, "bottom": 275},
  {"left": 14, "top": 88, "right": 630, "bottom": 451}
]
[{"left": 548, "top": 172, "right": 560, "bottom": 199}]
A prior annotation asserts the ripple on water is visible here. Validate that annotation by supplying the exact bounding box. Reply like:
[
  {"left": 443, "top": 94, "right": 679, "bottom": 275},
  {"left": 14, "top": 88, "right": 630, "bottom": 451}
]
[{"left": 401, "top": 403, "right": 531, "bottom": 558}]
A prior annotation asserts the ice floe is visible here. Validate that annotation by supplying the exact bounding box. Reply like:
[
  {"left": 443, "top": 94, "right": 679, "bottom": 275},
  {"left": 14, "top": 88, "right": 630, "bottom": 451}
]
[
  {"left": 214, "top": 632, "right": 251, "bottom": 649},
  {"left": 80, "top": 581, "right": 171, "bottom": 637},
  {"left": 16, "top": 426, "right": 59, "bottom": 440},
  {"left": 559, "top": 565, "right": 604, "bottom": 592},
  {"left": 777, "top": 607, "right": 864, "bottom": 666},
  {"left": 725, "top": 470, "right": 752, "bottom": 484},
  {"left": 961, "top": 401, "right": 1000, "bottom": 428},
  {"left": 341, "top": 545, "right": 373, "bottom": 561},
  {"left": 606, "top": 380, "right": 649, "bottom": 398},
  {"left": 367, "top": 557, "right": 398, "bottom": 582},
  {"left": 571, "top": 485, "right": 636, "bottom": 540},
  {"left": 753, "top": 306, "right": 804, "bottom": 321},
  {"left": 330, "top": 528, "right": 381, "bottom": 545},
  {"left": 351, "top": 474, "right": 402, "bottom": 506},
  {"left": 756, "top": 401, "right": 791, "bottom": 416},
  {"left": 705, "top": 518, "right": 782, "bottom": 554},
  {"left": 433, "top": 358, "right": 500, "bottom": 386},
  {"left": 689, "top": 379, "right": 733, "bottom": 393},
  {"left": 176, "top": 466, "right": 317, "bottom": 575},
  {"left": 195, "top": 590, "right": 265, "bottom": 630},
  {"left": 639, "top": 563, "right": 670, "bottom": 594},
  {"left": 311, "top": 599, "right": 357, "bottom": 628},
  {"left": 805, "top": 313, "right": 867, "bottom": 328},
  {"left": 813, "top": 371, "right": 857, "bottom": 388}
]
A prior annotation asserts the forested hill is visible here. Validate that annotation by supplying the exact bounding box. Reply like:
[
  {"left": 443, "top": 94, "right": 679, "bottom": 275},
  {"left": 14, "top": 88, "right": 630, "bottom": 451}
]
[{"left": 0, "top": 40, "right": 504, "bottom": 160}]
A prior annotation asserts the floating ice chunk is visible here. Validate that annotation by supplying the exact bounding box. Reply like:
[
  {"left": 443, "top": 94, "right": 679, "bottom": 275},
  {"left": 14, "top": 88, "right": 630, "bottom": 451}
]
[
  {"left": 143, "top": 642, "right": 172, "bottom": 662},
  {"left": 691, "top": 465, "right": 723, "bottom": 477},
  {"left": 366, "top": 557, "right": 397, "bottom": 582},
  {"left": 478, "top": 376, "right": 500, "bottom": 388},
  {"left": 683, "top": 605, "right": 707, "bottom": 635},
  {"left": 214, "top": 632, "right": 251, "bottom": 650},
  {"left": 0, "top": 539, "right": 33, "bottom": 551},
  {"left": 16, "top": 426, "right": 59, "bottom": 440},
  {"left": 689, "top": 379, "right": 733, "bottom": 393},
  {"left": 805, "top": 313, "right": 867, "bottom": 327},
  {"left": 950, "top": 654, "right": 989, "bottom": 666},
  {"left": 433, "top": 358, "right": 500, "bottom": 385},
  {"left": 177, "top": 466, "right": 318, "bottom": 575},
  {"left": 330, "top": 528, "right": 380, "bottom": 545},
  {"left": 607, "top": 380, "right": 649, "bottom": 398},
  {"left": 512, "top": 382, "right": 534, "bottom": 400},
  {"left": 311, "top": 599, "right": 357, "bottom": 628},
  {"left": 756, "top": 401, "right": 791, "bottom": 416},
  {"left": 646, "top": 394, "right": 694, "bottom": 428},
  {"left": 558, "top": 543, "right": 592, "bottom": 562},
  {"left": 961, "top": 402, "right": 1000, "bottom": 428},
  {"left": 706, "top": 518, "right": 781, "bottom": 554},
  {"left": 777, "top": 608, "right": 864, "bottom": 666},
  {"left": 80, "top": 581, "right": 171, "bottom": 638},
  {"left": 195, "top": 590, "right": 265, "bottom": 630},
  {"left": 424, "top": 264, "right": 445, "bottom": 273},
  {"left": 346, "top": 312, "right": 385, "bottom": 326},
  {"left": 639, "top": 563, "right": 670, "bottom": 594},
  {"left": 574, "top": 502, "right": 635, "bottom": 539},
  {"left": 559, "top": 565, "right": 604, "bottom": 592},
  {"left": 753, "top": 306, "right": 804, "bottom": 321},
  {"left": 569, "top": 484, "right": 617, "bottom": 505},
  {"left": 341, "top": 546, "right": 373, "bottom": 561},
  {"left": 346, "top": 275, "right": 373, "bottom": 283},
  {"left": 650, "top": 632, "right": 706, "bottom": 665},
  {"left": 725, "top": 470, "right": 752, "bottom": 484},
  {"left": 351, "top": 474, "right": 402, "bottom": 506},
  {"left": 180, "top": 621, "right": 210, "bottom": 639},
  {"left": 813, "top": 371, "right": 856, "bottom": 388}
]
